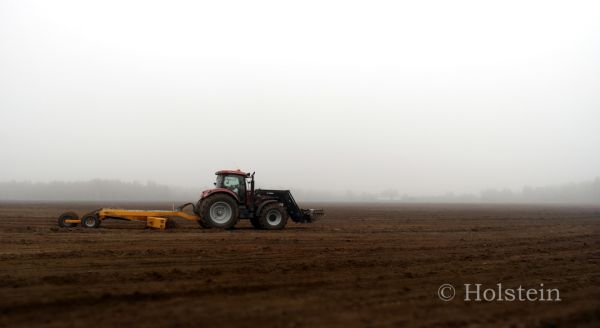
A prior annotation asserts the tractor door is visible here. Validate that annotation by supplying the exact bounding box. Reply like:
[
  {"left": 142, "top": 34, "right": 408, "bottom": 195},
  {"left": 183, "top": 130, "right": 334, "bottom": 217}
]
[{"left": 223, "top": 175, "right": 246, "bottom": 203}]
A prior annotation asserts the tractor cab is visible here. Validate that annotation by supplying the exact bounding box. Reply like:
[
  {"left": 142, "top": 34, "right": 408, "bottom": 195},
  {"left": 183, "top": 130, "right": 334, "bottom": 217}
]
[{"left": 213, "top": 170, "right": 254, "bottom": 204}]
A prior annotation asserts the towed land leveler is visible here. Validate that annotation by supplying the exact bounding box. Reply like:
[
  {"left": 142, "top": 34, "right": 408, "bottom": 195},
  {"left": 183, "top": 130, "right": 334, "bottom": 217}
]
[{"left": 58, "top": 170, "right": 324, "bottom": 230}]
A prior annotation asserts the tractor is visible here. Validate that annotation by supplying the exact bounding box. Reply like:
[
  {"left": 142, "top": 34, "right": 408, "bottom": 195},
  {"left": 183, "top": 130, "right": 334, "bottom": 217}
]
[{"left": 195, "top": 169, "right": 323, "bottom": 229}]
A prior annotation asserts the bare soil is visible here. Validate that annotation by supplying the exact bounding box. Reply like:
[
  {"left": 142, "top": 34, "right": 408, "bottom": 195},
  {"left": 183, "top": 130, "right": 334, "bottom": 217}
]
[{"left": 0, "top": 202, "right": 599, "bottom": 327}]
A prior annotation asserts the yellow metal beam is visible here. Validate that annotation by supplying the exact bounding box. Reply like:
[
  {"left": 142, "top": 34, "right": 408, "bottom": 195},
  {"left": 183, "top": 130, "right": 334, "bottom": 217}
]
[{"left": 98, "top": 209, "right": 200, "bottom": 222}]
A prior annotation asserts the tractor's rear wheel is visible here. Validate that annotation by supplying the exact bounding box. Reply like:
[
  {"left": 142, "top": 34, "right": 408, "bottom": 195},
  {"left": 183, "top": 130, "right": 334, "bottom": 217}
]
[
  {"left": 58, "top": 211, "right": 79, "bottom": 228},
  {"left": 258, "top": 204, "right": 288, "bottom": 230},
  {"left": 200, "top": 194, "right": 239, "bottom": 229},
  {"left": 194, "top": 200, "right": 211, "bottom": 228},
  {"left": 197, "top": 219, "right": 212, "bottom": 229}
]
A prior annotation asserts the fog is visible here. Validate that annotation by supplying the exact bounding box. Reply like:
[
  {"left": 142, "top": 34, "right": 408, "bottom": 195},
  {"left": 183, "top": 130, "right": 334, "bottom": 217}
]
[
  {"left": 1, "top": 178, "right": 599, "bottom": 204},
  {"left": 1, "top": 1, "right": 599, "bottom": 198}
]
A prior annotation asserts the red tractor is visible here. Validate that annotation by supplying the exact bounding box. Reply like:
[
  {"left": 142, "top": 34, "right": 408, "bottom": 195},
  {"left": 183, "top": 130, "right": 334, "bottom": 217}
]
[{"left": 194, "top": 169, "right": 323, "bottom": 229}]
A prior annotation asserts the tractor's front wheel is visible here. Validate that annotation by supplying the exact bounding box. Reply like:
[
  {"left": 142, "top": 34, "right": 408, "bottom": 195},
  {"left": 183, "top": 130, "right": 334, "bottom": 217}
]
[
  {"left": 258, "top": 204, "right": 288, "bottom": 230},
  {"left": 200, "top": 194, "right": 239, "bottom": 229}
]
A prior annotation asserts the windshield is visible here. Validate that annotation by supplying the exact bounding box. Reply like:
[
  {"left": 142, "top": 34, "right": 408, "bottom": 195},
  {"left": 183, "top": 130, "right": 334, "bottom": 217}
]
[
  {"left": 215, "top": 174, "right": 246, "bottom": 199},
  {"left": 223, "top": 176, "right": 241, "bottom": 188},
  {"left": 215, "top": 175, "right": 244, "bottom": 189}
]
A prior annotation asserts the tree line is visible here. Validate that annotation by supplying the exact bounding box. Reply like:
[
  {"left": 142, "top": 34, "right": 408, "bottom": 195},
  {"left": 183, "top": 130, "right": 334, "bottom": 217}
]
[{"left": 0, "top": 178, "right": 598, "bottom": 204}]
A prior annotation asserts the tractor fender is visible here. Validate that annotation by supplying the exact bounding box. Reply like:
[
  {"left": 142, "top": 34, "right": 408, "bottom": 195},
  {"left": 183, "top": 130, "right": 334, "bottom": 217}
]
[
  {"left": 257, "top": 200, "right": 279, "bottom": 217},
  {"left": 200, "top": 188, "right": 240, "bottom": 203}
]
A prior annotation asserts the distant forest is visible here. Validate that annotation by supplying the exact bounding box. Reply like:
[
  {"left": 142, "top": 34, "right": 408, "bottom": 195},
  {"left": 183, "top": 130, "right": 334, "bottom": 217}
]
[
  {"left": 0, "top": 180, "right": 200, "bottom": 202},
  {"left": 296, "top": 178, "right": 600, "bottom": 204},
  {"left": 0, "top": 178, "right": 599, "bottom": 204}
]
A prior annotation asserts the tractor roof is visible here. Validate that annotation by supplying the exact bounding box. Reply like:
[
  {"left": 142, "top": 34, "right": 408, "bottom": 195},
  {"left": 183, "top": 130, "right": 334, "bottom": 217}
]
[{"left": 216, "top": 169, "right": 248, "bottom": 177}]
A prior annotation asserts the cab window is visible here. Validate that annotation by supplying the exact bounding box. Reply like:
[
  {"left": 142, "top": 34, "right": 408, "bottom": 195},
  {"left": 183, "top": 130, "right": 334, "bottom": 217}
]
[{"left": 223, "top": 175, "right": 241, "bottom": 188}]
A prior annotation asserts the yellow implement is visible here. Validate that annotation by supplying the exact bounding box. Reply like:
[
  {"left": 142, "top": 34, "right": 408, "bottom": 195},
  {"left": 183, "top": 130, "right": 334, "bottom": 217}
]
[{"left": 57, "top": 203, "right": 200, "bottom": 230}]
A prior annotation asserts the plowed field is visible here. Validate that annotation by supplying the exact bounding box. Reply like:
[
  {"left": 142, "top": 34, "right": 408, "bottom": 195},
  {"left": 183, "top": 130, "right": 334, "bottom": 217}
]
[{"left": 1, "top": 202, "right": 599, "bottom": 327}]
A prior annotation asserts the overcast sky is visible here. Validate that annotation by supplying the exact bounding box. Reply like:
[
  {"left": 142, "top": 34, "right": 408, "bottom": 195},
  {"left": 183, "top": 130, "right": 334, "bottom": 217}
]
[{"left": 1, "top": 0, "right": 599, "bottom": 195}]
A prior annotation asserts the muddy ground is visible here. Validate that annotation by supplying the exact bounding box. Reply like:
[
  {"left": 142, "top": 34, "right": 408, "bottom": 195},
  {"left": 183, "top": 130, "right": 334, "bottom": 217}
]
[{"left": 0, "top": 202, "right": 599, "bottom": 327}]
